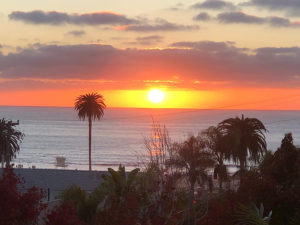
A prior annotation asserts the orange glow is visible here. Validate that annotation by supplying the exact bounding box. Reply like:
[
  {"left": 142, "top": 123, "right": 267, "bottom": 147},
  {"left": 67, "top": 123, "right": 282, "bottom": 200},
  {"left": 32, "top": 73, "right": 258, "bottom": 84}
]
[
  {"left": 112, "top": 25, "right": 130, "bottom": 31},
  {"left": 1, "top": 88, "right": 300, "bottom": 110}
]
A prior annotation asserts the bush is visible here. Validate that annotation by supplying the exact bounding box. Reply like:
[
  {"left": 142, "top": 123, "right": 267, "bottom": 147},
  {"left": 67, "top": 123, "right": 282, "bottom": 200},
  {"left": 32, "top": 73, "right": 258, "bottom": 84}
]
[
  {"left": 0, "top": 167, "right": 46, "bottom": 225},
  {"left": 44, "top": 202, "right": 86, "bottom": 225}
]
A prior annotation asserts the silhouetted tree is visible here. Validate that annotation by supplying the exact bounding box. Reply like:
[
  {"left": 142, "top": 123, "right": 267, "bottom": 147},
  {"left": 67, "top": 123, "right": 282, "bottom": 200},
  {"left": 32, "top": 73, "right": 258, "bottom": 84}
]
[
  {"left": 169, "top": 135, "right": 214, "bottom": 225},
  {"left": 59, "top": 185, "right": 96, "bottom": 223},
  {"left": 0, "top": 118, "right": 24, "bottom": 167},
  {"left": 259, "top": 133, "right": 300, "bottom": 225},
  {"left": 74, "top": 93, "right": 106, "bottom": 171},
  {"left": 201, "top": 126, "right": 229, "bottom": 190},
  {"left": 218, "top": 115, "right": 267, "bottom": 173},
  {"left": 95, "top": 165, "right": 140, "bottom": 225}
]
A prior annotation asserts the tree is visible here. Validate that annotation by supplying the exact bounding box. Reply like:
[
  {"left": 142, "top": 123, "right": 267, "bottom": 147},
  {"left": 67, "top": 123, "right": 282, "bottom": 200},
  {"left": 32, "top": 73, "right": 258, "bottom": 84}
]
[
  {"left": 201, "top": 126, "right": 229, "bottom": 190},
  {"left": 218, "top": 115, "right": 267, "bottom": 173},
  {"left": 95, "top": 165, "right": 140, "bottom": 225},
  {"left": 59, "top": 185, "right": 97, "bottom": 224},
  {"left": 0, "top": 118, "right": 24, "bottom": 167},
  {"left": 258, "top": 133, "right": 300, "bottom": 225},
  {"left": 0, "top": 167, "right": 45, "bottom": 225},
  {"left": 168, "top": 135, "right": 214, "bottom": 225},
  {"left": 75, "top": 93, "right": 106, "bottom": 171},
  {"left": 44, "top": 202, "right": 87, "bottom": 225}
]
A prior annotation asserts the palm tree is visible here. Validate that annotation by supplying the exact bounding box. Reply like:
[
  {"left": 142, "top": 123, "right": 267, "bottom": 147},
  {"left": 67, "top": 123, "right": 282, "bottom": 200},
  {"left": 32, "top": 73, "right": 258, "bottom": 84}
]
[
  {"left": 218, "top": 115, "right": 267, "bottom": 173},
  {"left": 201, "top": 126, "right": 229, "bottom": 190},
  {"left": 96, "top": 165, "right": 140, "bottom": 225},
  {"left": 168, "top": 135, "right": 214, "bottom": 225},
  {"left": 100, "top": 165, "right": 140, "bottom": 198},
  {"left": 0, "top": 118, "right": 24, "bottom": 167},
  {"left": 74, "top": 92, "right": 106, "bottom": 171},
  {"left": 235, "top": 203, "right": 272, "bottom": 225}
]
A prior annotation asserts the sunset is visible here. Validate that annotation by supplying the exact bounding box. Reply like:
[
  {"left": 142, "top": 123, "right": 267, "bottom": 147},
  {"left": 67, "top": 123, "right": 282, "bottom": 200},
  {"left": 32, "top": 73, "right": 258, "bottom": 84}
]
[{"left": 0, "top": 1, "right": 299, "bottom": 225}]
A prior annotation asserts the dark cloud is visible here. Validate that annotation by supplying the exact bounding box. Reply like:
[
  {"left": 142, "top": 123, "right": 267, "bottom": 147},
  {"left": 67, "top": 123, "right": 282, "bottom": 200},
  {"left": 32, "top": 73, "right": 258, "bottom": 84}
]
[
  {"left": 65, "top": 30, "right": 86, "bottom": 37},
  {"left": 217, "top": 12, "right": 300, "bottom": 27},
  {"left": 217, "top": 12, "right": 265, "bottom": 24},
  {"left": 9, "top": 10, "right": 137, "bottom": 25},
  {"left": 244, "top": 0, "right": 300, "bottom": 16},
  {"left": 1, "top": 42, "right": 300, "bottom": 89},
  {"left": 194, "top": 12, "right": 211, "bottom": 21},
  {"left": 268, "top": 17, "right": 292, "bottom": 27},
  {"left": 122, "top": 19, "right": 199, "bottom": 32},
  {"left": 9, "top": 10, "right": 198, "bottom": 32},
  {"left": 192, "top": 1, "right": 236, "bottom": 10}
]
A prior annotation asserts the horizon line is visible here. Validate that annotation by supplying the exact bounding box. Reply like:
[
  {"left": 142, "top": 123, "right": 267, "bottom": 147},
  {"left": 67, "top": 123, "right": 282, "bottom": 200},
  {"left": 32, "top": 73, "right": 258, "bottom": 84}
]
[{"left": 1, "top": 104, "right": 300, "bottom": 111}]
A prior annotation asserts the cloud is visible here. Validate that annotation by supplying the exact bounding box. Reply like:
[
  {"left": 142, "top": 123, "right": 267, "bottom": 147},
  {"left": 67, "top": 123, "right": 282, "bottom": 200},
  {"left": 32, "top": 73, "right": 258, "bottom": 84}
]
[
  {"left": 119, "top": 19, "right": 199, "bottom": 32},
  {"left": 125, "top": 35, "right": 164, "bottom": 46},
  {"left": 136, "top": 35, "right": 164, "bottom": 45},
  {"left": 9, "top": 10, "right": 137, "bottom": 25},
  {"left": 192, "top": 0, "right": 236, "bottom": 10},
  {"left": 1, "top": 42, "right": 300, "bottom": 90},
  {"left": 244, "top": 0, "right": 300, "bottom": 16},
  {"left": 166, "top": 3, "right": 185, "bottom": 11},
  {"left": 170, "top": 41, "right": 239, "bottom": 51},
  {"left": 217, "top": 12, "right": 265, "bottom": 24},
  {"left": 194, "top": 12, "right": 211, "bottom": 21},
  {"left": 65, "top": 30, "right": 86, "bottom": 37},
  {"left": 9, "top": 10, "right": 198, "bottom": 32},
  {"left": 217, "top": 12, "right": 300, "bottom": 27}
]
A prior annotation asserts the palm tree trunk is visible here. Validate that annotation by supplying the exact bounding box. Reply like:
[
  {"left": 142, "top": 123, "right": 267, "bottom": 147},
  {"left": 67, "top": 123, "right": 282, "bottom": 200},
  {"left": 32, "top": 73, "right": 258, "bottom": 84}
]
[{"left": 88, "top": 116, "right": 92, "bottom": 171}]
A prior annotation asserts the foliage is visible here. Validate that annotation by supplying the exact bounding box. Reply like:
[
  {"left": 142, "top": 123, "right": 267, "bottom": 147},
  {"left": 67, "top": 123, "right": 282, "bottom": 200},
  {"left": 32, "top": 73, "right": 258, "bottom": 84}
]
[
  {"left": 44, "top": 202, "right": 87, "bottom": 225},
  {"left": 201, "top": 191, "right": 239, "bottom": 225},
  {"left": 169, "top": 135, "right": 214, "bottom": 195},
  {"left": 135, "top": 163, "right": 181, "bottom": 225},
  {"left": 258, "top": 133, "right": 300, "bottom": 225},
  {"left": 59, "top": 185, "right": 97, "bottom": 224},
  {"left": 74, "top": 92, "right": 106, "bottom": 171},
  {"left": 167, "top": 135, "right": 215, "bottom": 225},
  {"left": 201, "top": 126, "right": 229, "bottom": 190},
  {"left": 95, "top": 165, "right": 140, "bottom": 225},
  {"left": 0, "top": 118, "right": 24, "bottom": 166},
  {"left": 218, "top": 115, "right": 267, "bottom": 172},
  {"left": 74, "top": 93, "right": 106, "bottom": 121},
  {"left": 235, "top": 203, "right": 272, "bottom": 225},
  {"left": 0, "top": 167, "right": 45, "bottom": 225}
]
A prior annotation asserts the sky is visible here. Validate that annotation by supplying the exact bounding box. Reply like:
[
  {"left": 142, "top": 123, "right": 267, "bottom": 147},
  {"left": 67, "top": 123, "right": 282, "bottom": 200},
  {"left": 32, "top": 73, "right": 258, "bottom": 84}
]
[{"left": 1, "top": 0, "right": 300, "bottom": 109}]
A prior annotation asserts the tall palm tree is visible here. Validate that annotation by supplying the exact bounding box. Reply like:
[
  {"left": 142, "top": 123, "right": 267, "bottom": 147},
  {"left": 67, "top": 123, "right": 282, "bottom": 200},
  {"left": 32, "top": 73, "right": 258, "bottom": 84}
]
[
  {"left": 74, "top": 92, "right": 106, "bottom": 171},
  {"left": 218, "top": 115, "right": 267, "bottom": 173},
  {"left": 0, "top": 118, "right": 24, "bottom": 167}
]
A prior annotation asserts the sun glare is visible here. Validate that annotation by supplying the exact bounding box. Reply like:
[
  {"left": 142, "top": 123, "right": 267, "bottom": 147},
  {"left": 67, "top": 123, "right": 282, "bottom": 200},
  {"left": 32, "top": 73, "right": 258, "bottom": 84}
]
[{"left": 148, "top": 89, "right": 165, "bottom": 103}]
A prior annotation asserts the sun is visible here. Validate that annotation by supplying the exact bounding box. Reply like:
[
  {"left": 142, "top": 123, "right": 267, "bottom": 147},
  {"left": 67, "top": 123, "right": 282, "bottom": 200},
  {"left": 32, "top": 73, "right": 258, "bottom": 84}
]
[{"left": 148, "top": 89, "right": 165, "bottom": 103}]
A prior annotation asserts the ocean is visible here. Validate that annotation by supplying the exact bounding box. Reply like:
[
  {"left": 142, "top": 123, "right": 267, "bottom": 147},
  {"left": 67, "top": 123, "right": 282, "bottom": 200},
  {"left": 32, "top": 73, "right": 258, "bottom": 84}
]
[{"left": 0, "top": 106, "right": 300, "bottom": 171}]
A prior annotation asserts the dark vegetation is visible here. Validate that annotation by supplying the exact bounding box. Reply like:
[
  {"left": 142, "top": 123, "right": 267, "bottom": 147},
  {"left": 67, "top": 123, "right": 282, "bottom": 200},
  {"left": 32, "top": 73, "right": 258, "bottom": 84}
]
[{"left": 0, "top": 115, "right": 299, "bottom": 225}]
